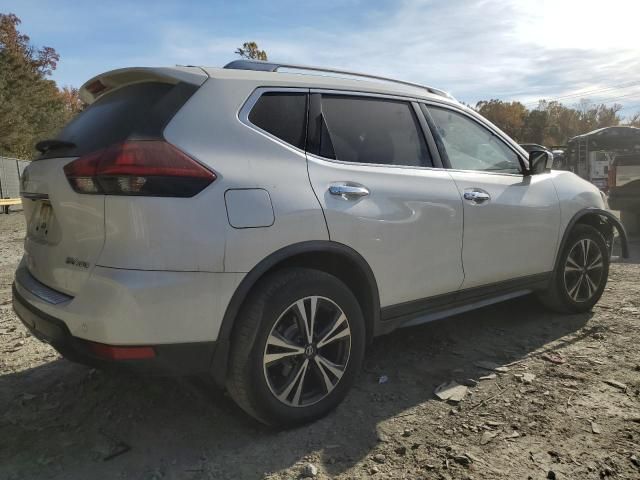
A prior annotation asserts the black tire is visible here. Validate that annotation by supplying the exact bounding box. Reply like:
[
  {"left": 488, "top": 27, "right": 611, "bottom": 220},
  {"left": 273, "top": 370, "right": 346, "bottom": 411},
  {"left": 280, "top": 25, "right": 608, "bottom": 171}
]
[
  {"left": 226, "top": 268, "right": 365, "bottom": 426},
  {"left": 538, "top": 224, "right": 609, "bottom": 313}
]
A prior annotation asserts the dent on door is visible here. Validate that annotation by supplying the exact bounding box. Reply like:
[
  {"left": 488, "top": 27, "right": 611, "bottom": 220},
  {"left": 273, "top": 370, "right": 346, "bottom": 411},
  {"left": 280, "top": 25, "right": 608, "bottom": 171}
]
[{"left": 307, "top": 157, "right": 464, "bottom": 307}]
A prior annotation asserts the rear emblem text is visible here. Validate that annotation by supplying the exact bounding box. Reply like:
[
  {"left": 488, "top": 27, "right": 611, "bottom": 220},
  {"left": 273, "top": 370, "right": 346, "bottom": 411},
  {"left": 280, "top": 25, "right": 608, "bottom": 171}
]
[{"left": 65, "top": 257, "right": 90, "bottom": 269}]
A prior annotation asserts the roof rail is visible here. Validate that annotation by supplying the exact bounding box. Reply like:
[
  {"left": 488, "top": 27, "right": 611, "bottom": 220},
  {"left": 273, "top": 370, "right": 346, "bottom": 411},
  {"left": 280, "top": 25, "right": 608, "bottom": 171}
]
[{"left": 223, "top": 59, "right": 454, "bottom": 100}]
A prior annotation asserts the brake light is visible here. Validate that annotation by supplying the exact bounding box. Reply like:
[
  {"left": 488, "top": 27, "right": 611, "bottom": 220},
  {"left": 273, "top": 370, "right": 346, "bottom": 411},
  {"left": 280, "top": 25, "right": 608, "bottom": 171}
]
[
  {"left": 85, "top": 79, "right": 108, "bottom": 95},
  {"left": 64, "top": 141, "right": 215, "bottom": 197},
  {"left": 608, "top": 164, "right": 617, "bottom": 188}
]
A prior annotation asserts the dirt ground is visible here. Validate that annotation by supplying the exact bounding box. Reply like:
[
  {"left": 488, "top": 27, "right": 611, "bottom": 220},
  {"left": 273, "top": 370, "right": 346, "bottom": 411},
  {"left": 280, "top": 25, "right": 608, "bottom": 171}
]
[{"left": 1, "top": 211, "right": 639, "bottom": 480}]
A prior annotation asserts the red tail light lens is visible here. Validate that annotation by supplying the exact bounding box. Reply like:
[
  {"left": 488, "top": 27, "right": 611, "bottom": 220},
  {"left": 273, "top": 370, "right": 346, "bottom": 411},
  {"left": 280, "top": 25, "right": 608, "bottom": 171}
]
[
  {"left": 64, "top": 141, "right": 216, "bottom": 197},
  {"left": 85, "top": 79, "right": 108, "bottom": 95}
]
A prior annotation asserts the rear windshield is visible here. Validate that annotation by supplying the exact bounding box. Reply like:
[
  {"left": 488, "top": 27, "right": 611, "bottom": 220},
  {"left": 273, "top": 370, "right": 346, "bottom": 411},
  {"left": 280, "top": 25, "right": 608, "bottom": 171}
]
[{"left": 39, "top": 81, "right": 196, "bottom": 159}]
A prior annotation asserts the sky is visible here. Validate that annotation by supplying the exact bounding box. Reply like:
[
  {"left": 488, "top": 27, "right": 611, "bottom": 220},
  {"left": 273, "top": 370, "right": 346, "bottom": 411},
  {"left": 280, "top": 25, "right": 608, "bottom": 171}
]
[{"left": 3, "top": 0, "right": 640, "bottom": 118}]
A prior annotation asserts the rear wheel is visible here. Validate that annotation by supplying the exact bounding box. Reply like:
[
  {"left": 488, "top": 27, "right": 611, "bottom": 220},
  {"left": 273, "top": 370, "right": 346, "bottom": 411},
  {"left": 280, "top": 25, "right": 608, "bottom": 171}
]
[
  {"left": 226, "top": 268, "right": 365, "bottom": 426},
  {"left": 538, "top": 224, "right": 609, "bottom": 313}
]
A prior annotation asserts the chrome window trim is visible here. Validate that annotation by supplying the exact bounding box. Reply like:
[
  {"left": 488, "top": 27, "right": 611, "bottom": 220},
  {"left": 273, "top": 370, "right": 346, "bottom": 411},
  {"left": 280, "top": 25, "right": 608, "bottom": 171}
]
[
  {"left": 306, "top": 152, "right": 443, "bottom": 172},
  {"left": 237, "top": 87, "right": 309, "bottom": 159},
  {"left": 238, "top": 86, "right": 524, "bottom": 175},
  {"left": 444, "top": 168, "right": 525, "bottom": 178}
]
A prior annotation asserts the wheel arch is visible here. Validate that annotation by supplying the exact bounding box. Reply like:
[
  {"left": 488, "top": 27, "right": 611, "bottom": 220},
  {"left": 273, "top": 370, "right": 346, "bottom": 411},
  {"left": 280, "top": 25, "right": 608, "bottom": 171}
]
[
  {"left": 210, "top": 240, "right": 381, "bottom": 387},
  {"left": 554, "top": 208, "right": 629, "bottom": 272}
]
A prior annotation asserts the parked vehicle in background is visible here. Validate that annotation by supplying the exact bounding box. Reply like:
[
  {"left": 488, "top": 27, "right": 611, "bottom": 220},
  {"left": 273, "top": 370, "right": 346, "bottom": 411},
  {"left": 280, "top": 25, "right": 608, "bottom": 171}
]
[
  {"left": 609, "top": 153, "right": 640, "bottom": 234},
  {"left": 566, "top": 127, "right": 640, "bottom": 193},
  {"left": 12, "top": 60, "right": 628, "bottom": 426}
]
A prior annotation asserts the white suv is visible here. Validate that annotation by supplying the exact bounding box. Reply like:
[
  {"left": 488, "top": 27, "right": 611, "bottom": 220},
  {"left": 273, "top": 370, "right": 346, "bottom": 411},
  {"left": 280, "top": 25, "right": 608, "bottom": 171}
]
[{"left": 13, "top": 60, "right": 628, "bottom": 425}]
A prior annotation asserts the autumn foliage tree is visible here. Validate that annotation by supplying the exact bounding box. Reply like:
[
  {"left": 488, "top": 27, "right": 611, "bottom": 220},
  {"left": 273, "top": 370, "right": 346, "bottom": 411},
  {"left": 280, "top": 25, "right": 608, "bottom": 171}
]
[
  {"left": 0, "top": 13, "right": 78, "bottom": 158},
  {"left": 475, "top": 99, "right": 528, "bottom": 140},
  {"left": 59, "top": 86, "right": 84, "bottom": 116},
  {"left": 476, "top": 98, "right": 623, "bottom": 146},
  {"left": 235, "top": 41, "right": 268, "bottom": 61}
]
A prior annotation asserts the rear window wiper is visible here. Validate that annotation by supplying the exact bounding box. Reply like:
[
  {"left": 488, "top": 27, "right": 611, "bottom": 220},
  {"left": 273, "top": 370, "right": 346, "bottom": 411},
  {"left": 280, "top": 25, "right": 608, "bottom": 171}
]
[{"left": 35, "top": 139, "right": 76, "bottom": 154}]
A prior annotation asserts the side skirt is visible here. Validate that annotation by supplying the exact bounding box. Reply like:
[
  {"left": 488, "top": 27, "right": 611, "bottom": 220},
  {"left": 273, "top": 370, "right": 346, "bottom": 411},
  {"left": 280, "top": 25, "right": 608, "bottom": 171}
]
[{"left": 377, "top": 272, "right": 551, "bottom": 335}]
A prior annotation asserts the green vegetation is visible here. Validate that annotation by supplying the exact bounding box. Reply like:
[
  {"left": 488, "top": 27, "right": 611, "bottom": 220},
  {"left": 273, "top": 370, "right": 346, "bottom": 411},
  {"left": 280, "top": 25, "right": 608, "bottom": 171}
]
[{"left": 0, "top": 13, "right": 80, "bottom": 158}]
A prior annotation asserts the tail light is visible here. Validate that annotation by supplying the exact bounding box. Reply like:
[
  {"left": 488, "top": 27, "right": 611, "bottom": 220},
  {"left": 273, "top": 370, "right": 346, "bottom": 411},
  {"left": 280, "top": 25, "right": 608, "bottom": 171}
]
[
  {"left": 64, "top": 140, "right": 215, "bottom": 197},
  {"left": 608, "top": 164, "right": 617, "bottom": 188}
]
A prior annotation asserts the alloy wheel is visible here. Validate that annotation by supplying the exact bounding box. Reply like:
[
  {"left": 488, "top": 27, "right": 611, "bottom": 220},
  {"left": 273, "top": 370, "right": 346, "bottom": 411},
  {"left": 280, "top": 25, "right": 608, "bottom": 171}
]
[
  {"left": 262, "top": 296, "right": 351, "bottom": 407},
  {"left": 563, "top": 238, "right": 604, "bottom": 303}
]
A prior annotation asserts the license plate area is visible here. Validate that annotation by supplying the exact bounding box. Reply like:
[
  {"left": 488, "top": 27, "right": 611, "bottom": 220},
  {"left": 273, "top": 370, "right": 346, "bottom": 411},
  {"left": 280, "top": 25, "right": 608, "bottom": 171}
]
[{"left": 28, "top": 202, "right": 54, "bottom": 243}]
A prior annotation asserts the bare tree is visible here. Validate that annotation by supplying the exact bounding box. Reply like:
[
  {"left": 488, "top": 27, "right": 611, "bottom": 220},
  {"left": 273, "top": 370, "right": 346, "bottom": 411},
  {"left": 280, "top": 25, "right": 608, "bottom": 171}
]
[{"left": 626, "top": 112, "right": 640, "bottom": 127}]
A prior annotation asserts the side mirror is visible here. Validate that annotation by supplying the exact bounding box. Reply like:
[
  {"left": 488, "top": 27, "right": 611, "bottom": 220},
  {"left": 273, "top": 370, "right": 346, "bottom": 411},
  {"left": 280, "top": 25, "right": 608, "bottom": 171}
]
[{"left": 528, "top": 150, "right": 553, "bottom": 175}]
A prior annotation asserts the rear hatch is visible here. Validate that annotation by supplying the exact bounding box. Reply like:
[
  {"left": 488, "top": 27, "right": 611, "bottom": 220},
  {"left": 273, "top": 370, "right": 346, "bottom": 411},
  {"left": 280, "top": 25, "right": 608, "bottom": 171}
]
[{"left": 21, "top": 67, "right": 207, "bottom": 296}]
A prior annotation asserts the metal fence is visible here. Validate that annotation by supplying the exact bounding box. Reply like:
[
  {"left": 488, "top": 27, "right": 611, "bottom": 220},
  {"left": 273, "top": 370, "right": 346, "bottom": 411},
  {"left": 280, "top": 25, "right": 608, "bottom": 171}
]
[{"left": 0, "top": 156, "right": 29, "bottom": 211}]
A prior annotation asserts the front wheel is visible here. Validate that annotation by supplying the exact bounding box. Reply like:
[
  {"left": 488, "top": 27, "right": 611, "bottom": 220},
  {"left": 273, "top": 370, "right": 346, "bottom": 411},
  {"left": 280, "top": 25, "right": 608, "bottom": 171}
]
[
  {"left": 538, "top": 224, "right": 610, "bottom": 313},
  {"left": 226, "top": 268, "right": 365, "bottom": 426}
]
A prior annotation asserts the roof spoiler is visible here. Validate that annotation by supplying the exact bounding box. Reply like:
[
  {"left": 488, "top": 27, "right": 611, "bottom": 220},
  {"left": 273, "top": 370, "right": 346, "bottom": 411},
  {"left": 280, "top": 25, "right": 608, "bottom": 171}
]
[{"left": 79, "top": 67, "right": 208, "bottom": 104}]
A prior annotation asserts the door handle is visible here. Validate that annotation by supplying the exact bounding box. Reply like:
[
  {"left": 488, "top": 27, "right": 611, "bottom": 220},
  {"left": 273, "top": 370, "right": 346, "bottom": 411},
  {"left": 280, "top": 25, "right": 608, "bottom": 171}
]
[
  {"left": 463, "top": 189, "right": 491, "bottom": 204},
  {"left": 328, "top": 183, "right": 370, "bottom": 200}
]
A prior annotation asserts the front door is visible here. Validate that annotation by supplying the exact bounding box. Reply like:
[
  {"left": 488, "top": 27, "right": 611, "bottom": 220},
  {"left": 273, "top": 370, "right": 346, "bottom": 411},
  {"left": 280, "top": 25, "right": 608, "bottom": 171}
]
[
  {"left": 425, "top": 105, "right": 560, "bottom": 289},
  {"left": 306, "top": 93, "right": 464, "bottom": 308}
]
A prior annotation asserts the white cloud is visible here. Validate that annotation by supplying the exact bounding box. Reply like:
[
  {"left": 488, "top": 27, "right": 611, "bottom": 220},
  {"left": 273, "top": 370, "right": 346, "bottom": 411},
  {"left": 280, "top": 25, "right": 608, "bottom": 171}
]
[
  {"left": 515, "top": 0, "right": 640, "bottom": 51},
  {"left": 154, "top": 0, "right": 640, "bottom": 115},
  {"left": 38, "top": 0, "right": 640, "bottom": 117}
]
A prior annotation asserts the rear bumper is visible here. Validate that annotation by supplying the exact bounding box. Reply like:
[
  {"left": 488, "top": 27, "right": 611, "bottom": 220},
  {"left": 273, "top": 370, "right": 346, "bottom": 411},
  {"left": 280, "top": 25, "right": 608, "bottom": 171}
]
[
  {"left": 12, "top": 284, "right": 216, "bottom": 374},
  {"left": 13, "top": 259, "right": 242, "bottom": 345}
]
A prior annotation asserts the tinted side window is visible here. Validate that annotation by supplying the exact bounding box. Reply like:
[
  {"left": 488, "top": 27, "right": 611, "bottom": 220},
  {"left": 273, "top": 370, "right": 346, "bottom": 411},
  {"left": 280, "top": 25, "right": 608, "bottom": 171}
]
[
  {"left": 427, "top": 106, "right": 521, "bottom": 174},
  {"left": 319, "top": 95, "right": 431, "bottom": 167},
  {"left": 249, "top": 93, "right": 307, "bottom": 149}
]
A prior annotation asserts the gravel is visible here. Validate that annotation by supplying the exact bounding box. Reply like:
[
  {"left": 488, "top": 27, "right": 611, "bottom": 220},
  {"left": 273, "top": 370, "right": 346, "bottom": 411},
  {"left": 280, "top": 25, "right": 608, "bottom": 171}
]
[{"left": 1, "top": 211, "right": 639, "bottom": 479}]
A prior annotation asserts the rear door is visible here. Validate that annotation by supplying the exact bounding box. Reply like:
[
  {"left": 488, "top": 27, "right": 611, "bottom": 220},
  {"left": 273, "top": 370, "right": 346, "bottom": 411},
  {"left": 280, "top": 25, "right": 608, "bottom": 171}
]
[
  {"left": 424, "top": 104, "right": 560, "bottom": 289},
  {"left": 21, "top": 78, "right": 202, "bottom": 295},
  {"left": 306, "top": 92, "right": 464, "bottom": 308}
]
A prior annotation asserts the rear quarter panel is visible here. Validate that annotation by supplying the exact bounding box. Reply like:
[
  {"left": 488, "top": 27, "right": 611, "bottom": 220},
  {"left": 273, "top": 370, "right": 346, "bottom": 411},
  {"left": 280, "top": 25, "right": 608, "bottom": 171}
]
[{"left": 162, "top": 78, "right": 329, "bottom": 273}]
